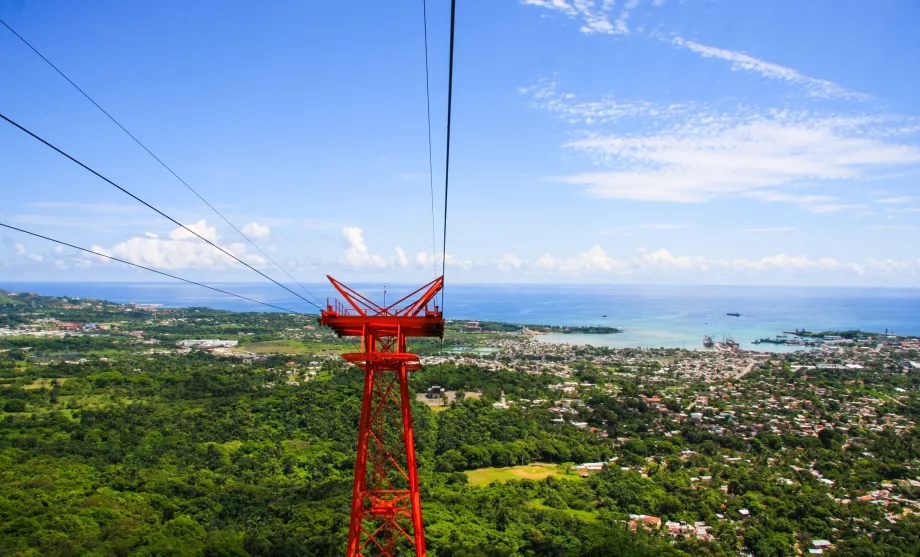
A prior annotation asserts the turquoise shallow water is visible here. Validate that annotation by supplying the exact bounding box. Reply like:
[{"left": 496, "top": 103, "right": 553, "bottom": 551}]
[{"left": 5, "top": 282, "right": 919, "bottom": 350}]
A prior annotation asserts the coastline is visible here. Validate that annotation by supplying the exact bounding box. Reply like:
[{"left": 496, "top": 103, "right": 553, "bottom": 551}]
[{"left": 4, "top": 282, "right": 919, "bottom": 350}]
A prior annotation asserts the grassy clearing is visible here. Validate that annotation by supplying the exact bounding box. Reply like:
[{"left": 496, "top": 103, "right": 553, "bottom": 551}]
[
  {"left": 237, "top": 340, "right": 344, "bottom": 355},
  {"left": 465, "top": 464, "right": 580, "bottom": 486},
  {"left": 58, "top": 394, "right": 112, "bottom": 410},
  {"left": 21, "top": 378, "right": 66, "bottom": 390},
  {"left": 526, "top": 501, "right": 598, "bottom": 522}
]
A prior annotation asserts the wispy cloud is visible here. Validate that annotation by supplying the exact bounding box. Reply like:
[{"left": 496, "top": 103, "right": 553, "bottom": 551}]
[
  {"left": 807, "top": 204, "right": 865, "bottom": 214},
  {"left": 553, "top": 108, "right": 920, "bottom": 206},
  {"left": 874, "top": 196, "right": 913, "bottom": 204},
  {"left": 521, "top": 1, "right": 867, "bottom": 101},
  {"left": 528, "top": 245, "right": 920, "bottom": 280},
  {"left": 669, "top": 37, "right": 868, "bottom": 101},
  {"left": 744, "top": 227, "right": 795, "bottom": 233},
  {"left": 521, "top": 0, "right": 648, "bottom": 35},
  {"left": 520, "top": 79, "right": 691, "bottom": 125}
]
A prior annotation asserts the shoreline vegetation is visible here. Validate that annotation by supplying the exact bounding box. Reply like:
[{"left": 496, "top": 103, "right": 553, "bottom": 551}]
[{"left": 448, "top": 320, "right": 622, "bottom": 335}]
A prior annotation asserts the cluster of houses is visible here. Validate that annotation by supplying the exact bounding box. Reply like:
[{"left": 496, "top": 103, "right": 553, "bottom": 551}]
[{"left": 627, "top": 514, "right": 716, "bottom": 542}]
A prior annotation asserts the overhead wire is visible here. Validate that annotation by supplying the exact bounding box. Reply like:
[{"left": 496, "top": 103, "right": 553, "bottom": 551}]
[
  {"left": 421, "top": 0, "right": 438, "bottom": 280},
  {"left": 0, "top": 17, "right": 325, "bottom": 309},
  {"left": 440, "top": 0, "right": 457, "bottom": 308},
  {"left": 0, "top": 112, "right": 323, "bottom": 312},
  {"left": 0, "top": 222, "right": 303, "bottom": 314}
]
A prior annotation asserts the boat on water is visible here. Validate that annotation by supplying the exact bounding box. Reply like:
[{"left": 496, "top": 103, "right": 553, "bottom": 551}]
[
  {"left": 703, "top": 335, "right": 714, "bottom": 348},
  {"left": 725, "top": 336, "right": 738, "bottom": 348},
  {"left": 755, "top": 337, "right": 785, "bottom": 344},
  {"left": 726, "top": 312, "right": 741, "bottom": 317}
]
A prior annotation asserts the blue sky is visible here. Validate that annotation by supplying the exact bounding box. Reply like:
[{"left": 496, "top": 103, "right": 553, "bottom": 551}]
[{"left": 1, "top": 0, "right": 919, "bottom": 287}]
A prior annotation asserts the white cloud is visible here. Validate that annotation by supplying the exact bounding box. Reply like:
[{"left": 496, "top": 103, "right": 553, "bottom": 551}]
[
  {"left": 521, "top": 0, "right": 576, "bottom": 17},
  {"left": 535, "top": 245, "right": 629, "bottom": 273},
  {"left": 744, "top": 190, "right": 836, "bottom": 205},
  {"left": 339, "top": 227, "right": 412, "bottom": 270},
  {"left": 521, "top": 79, "right": 679, "bottom": 125},
  {"left": 89, "top": 219, "right": 265, "bottom": 270},
  {"left": 497, "top": 253, "right": 524, "bottom": 271},
  {"left": 743, "top": 227, "right": 795, "bottom": 233},
  {"left": 612, "top": 0, "right": 640, "bottom": 35},
  {"left": 527, "top": 246, "right": 916, "bottom": 279},
  {"left": 522, "top": 0, "right": 648, "bottom": 36},
  {"left": 730, "top": 253, "right": 849, "bottom": 273},
  {"left": 875, "top": 196, "right": 913, "bottom": 204},
  {"left": 807, "top": 204, "right": 864, "bottom": 214},
  {"left": 14, "top": 243, "right": 26, "bottom": 255},
  {"left": 522, "top": 3, "right": 860, "bottom": 100},
  {"left": 670, "top": 37, "right": 868, "bottom": 101},
  {"left": 341, "top": 226, "right": 389, "bottom": 269},
  {"left": 557, "top": 111, "right": 920, "bottom": 205},
  {"left": 395, "top": 247, "right": 409, "bottom": 268},
  {"left": 416, "top": 251, "right": 474, "bottom": 270},
  {"left": 241, "top": 221, "right": 271, "bottom": 240},
  {"left": 744, "top": 191, "right": 863, "bottom": 214},
  {"left": 168, "top": 219, "right": 219, "bottom": 242}
]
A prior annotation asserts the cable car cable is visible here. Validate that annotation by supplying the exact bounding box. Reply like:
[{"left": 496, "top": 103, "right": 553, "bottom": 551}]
[
  {"left": 0, "top": 18, "right": 324, "bottom": 308},
  {"left": 421, "top": 0, "right": 438, "bottom": 280},
  {"left": 440, "top": 0, "right": 457, "bottom": 308},
  {"left": 0, "top": 222, "right": 304, "bottom": 314},
  {"left": 0, "top": 112, "right": 323, "bottom": 312}
]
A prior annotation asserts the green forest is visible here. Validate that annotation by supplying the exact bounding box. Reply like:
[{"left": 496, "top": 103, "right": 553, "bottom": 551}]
[
  {"left": 1, "top": 348, "right": 685, "bottom": 556},
  {"left": 2, "top": 298, "right": 920, "bottom": 556}
]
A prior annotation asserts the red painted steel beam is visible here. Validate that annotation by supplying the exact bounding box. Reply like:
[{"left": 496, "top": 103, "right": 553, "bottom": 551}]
[{"left": 320, "top": 276, "right": 443, "bottom": 557}]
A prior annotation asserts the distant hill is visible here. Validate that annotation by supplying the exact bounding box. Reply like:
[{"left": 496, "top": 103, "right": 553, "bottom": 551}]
[{"left": 0, "top": 289, "right": 61, "bottom": 306}]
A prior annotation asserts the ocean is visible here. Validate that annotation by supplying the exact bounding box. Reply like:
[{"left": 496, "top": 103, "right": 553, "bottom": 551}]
[{"left": 4, "top": 282, "right": 920, "bottom": 352}]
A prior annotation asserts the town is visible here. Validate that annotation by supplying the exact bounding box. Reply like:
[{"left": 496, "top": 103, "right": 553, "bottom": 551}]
[{"left": 1, "top": 290, "right": 919, "bottom": 556}]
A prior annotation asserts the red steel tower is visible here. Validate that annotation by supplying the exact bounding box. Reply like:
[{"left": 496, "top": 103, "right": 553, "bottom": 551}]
[{"left": 320, "top": 275, "right": 444, "bottom": 557}]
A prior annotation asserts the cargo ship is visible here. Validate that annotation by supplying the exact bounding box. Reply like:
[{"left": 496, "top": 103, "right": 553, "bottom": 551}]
[
  {"left": 726, "top": 312, "right": 741, "bottom": 317},
  {"left": 703, "top": 335, "right": 714, "bottom": 348},
  {"left": 714, "top": 336, "right": 739, "bottom": 351}
]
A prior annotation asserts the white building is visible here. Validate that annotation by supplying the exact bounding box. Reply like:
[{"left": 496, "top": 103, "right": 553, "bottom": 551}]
[{"left": 176, "top": 339, "right": 239, "bottom": 349}]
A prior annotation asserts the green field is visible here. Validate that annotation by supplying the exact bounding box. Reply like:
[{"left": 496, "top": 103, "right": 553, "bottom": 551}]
[
  {"left": 238, "top": 340, "right": 344, "bottom": 355},
  {"left": 465, "top": 464, "right": 580, "bottom": 486}
]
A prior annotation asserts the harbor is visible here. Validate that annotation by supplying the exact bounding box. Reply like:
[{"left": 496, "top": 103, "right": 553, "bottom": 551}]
[{"left": 751, "top": 333, "right": 846, "bottom": 348}]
